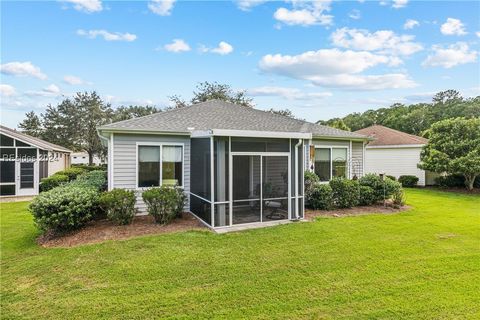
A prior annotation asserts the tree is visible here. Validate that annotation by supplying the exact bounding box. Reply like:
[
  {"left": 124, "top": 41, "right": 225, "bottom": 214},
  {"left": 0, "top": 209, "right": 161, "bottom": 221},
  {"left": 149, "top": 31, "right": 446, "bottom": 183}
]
[
  {"left": 169, "top": 81, "right": 254, "bottom": 108},
  {"left": 112, "top": 105, "right": 160, "bottom": 122},
  {"left": 328, "top": 119, "right": 351, "bottom": 131},
  {"left": 418, "top": 118, "right": 480, "bottom": 190},
  {"left": 432, "top": 89, "right": 463, "bottom": 105},
  {"left": 18, "top": 111, "right": 43, "bottom": 137},
  {"left": 267, "top": 108, "right": 297, "bottom": 119}
]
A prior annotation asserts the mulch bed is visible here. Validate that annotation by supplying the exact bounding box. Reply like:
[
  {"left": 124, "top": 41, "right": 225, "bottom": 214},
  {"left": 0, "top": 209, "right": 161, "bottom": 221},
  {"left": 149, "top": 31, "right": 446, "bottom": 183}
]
[
  {"left": 38, "top": 212, "right": 208, "bottom": 248},
  {"left": 305, "top": 202, "right": 411, "bottom": 220}
]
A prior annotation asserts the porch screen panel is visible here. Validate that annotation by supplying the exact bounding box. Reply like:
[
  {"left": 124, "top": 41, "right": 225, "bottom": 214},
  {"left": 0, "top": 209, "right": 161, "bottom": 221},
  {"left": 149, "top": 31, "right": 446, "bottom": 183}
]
[
  {"left": 332, "top": 148, "right": 347, "bottom": 178},
  {"left": 231, "top": 137, "right": 289, "bottom": 153},
  {"left": 262, "top": 156, "right": 288, "bottom": 222},
  {"left": 20, "top": 163, "right": 34, "bottom": 189},
  {"left": 314, "top": 148, "right": 331, "bottom": 181},
  {"left": 190, "top": 138, "right": 211, "bottom": 225},
  {"left": 214, "top": 137, "right": 229, "bottom": 227},
  {"left": 0, "top": 162, "right": 15, "bottom": 183},
  {"left": 232, "top": 155, "right": 261, "bottom": 224}
]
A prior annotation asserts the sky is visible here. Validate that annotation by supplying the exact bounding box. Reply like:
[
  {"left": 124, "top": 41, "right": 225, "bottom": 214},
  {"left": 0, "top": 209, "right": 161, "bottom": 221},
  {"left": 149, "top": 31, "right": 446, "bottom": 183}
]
[{"left": 1, "top": 0, "right": 479, "bottom": 128}]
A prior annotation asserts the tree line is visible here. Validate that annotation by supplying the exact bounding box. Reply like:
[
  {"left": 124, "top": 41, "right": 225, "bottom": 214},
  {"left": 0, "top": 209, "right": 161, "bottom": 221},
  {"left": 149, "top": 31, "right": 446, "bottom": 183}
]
[{"left": 317, "top": 90, "right": 480, "bottom": 136}]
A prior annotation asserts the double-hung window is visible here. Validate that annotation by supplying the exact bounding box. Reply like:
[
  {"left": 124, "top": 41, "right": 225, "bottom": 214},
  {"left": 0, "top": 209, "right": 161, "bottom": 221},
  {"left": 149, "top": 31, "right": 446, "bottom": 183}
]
[
  {"left": 137, "top": 144, "right": 183, "bottom": 188},
  {"left": 314, "top": 147, "right": 348, "bottom": 181}
]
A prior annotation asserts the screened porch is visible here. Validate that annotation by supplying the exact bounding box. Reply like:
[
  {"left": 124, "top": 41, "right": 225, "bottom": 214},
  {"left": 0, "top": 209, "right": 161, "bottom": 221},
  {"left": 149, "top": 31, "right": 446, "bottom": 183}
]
[{"left": 189, "top": 135, "right": 305, "bottom": 228}]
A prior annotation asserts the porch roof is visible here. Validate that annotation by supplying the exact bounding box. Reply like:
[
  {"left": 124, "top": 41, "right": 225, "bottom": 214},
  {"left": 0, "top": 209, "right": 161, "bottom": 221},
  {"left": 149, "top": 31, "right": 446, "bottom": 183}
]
[{"left": 98, "top": 100, "right": 368, "bottom": 140}]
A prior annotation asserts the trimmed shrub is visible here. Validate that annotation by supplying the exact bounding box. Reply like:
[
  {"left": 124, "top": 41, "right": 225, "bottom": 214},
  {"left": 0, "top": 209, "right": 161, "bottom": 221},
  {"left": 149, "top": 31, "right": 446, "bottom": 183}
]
[
  {"left": 358, "top": 185, "right": 376, "bottom": 206},
  {"left": 309, "top": 184, "right": 333, "bottom": 210},
  {"left": 72, "top": 164, "right": 107, "bottom": 172},
  {"left": 435, "top": 174, "right": 480, "bottom": 189},
  {"left": 54, "top": 167, "right": 86, "bottom": 181},
  {"left": 100, "top": 189, "right": 136, "bottom": 225},
  {"left": 359, "top": 174, "right": 402, "bottom": 202},
  {"left": 329, "top": 177, "right": 360, "bottom": 208},
  {"left": 70, "top": 170, "right": 107, "bottom": 191},
  {"left": 386, "top": 175, "right": 396, "bottom": 181},
  {"left": 398, "top": 175, "right": 419, "bottom": 187},
  {"left": 40, "top": 174, "right": 69, "bottom": 192},
  {"left": 305, "top": 171, "right": 320, "bottom": 208},
  {"left": 142, "top": 186, "right": 187, "bottom": 224},
  {"left": 30, "top": 185, "right": 100, "bottom": 234}
]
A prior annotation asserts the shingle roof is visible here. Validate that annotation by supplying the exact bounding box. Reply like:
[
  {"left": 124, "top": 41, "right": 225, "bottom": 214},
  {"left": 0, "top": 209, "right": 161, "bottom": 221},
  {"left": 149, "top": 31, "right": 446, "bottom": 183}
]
[
  {"left": 98, "top": 100, "right": 367, "bottom": 140},
  {"left": 354, "top": 125, "right": 428, "bottom": 146},
  {"left": 0, "top": 125, "right": 72, "bottom": 153}
]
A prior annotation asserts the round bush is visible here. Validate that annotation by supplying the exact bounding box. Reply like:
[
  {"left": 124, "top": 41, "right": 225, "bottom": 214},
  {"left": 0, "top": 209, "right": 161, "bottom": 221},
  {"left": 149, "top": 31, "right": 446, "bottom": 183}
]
[
  {"left": 386, "top": 175, "right": 396, "bottom": 181},
  {"left": 398, "top": 175, "right": 419, "bottom": 187},
  {"left": 71, "top": 170, "right": 107, "bottom": 191},
  {"left": 359, "top": 174, "right": 401, "bottom": 202},
  {"left": 329, "top": 177, "right": 360, "bottom": 208},
  {"left": 142, "top": 186, "right": 186, "bottom": 224},
  {"left": 30, "top": 185, "right": 100, "bottom": 234},
  {"left": 100, "top": 189, "right": 136, "bottom": 225},
  {"left": 309, "top": 184, "right": 333, "bottom": 210},
  {"left": 40, "top": 174, "right": 69, "bottom": 192},
  {"left": 359, "top": 185, "right": 376, "bottom": 206}
]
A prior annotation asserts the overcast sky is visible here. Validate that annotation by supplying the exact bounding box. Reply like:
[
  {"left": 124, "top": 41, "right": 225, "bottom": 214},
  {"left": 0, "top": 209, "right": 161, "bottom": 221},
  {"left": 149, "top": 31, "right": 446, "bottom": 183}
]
[{"left": 1, "top": 0, "right": 479, "bottom": 128}]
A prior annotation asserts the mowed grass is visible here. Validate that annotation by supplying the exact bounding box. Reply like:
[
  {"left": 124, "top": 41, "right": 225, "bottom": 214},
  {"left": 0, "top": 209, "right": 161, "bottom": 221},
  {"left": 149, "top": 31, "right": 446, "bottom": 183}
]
[{"left": 1, "top": 189, "right": 479, "bottom": 319}]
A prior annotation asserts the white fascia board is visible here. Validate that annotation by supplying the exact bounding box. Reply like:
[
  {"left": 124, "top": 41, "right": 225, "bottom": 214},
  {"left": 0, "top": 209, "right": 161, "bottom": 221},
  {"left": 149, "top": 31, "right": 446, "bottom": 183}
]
[
  {"left": 191, "top": 130, "right": 213, "bottom": 138},
  {"left": 211, "top": 129, "right": 311, "bottom": 139},
  {"left": 97, "top": 128, "right": 190, "bottom": 136},
  {"left": 366, "top": 144, "right": 425, "bottom": 149},
  {"left": 312, "top": 135, "right": 371, "bottom": 142}
]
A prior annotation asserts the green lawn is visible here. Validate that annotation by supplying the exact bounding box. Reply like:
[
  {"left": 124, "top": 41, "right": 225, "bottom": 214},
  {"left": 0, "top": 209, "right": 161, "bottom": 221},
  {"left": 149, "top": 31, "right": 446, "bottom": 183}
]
[{"left": 1, "top": 189, "right": 479, "bottom": 319}]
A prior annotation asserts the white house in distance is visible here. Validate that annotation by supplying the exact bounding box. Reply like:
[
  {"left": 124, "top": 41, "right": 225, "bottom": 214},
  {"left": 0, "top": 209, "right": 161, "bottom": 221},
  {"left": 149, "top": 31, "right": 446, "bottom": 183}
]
[
  {"left": 354, "top": 125, "right": 437, "bottom": 186},
  {"left": 0, "top": 125, "right": 72, "bottom": 197},
  {"left": 71, "top": 152, "right": 105, "bottom": 165}
]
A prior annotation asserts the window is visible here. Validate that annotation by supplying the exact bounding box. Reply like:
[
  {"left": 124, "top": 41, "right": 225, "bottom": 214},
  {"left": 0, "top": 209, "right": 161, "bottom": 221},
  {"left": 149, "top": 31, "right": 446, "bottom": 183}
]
[
  {"left": 332, "top": 148, "right": 347, "bottom": 178},
  {"left": 138, "top": 146, "right": 160, "bottom": 188},
  {"left": 162, "top": 146, "right": 183, "bottom": 186},
  {"left": 314, "top": 148, "right": 331, "bottom": 181},
  {"left": 314, "top": 147, "right": 348, "bottom": 181},
  {"left": 137, "top": 144, "right": 183, "bottom": 188}
]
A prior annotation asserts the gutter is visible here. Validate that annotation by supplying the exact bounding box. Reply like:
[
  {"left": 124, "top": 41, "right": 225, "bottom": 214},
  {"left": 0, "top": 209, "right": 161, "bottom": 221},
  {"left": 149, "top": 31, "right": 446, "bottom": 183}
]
[{"left": 294, "top": 139, "right": 302, "bottom": 220}]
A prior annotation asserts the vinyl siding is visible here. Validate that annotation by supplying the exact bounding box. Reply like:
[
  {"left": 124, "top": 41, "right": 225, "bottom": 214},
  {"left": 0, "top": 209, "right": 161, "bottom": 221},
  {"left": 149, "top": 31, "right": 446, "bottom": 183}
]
[
  {"left": 112, "top": 133, "right": 190, "bottom": 214},
  {"left": 364, "top": 147, "right": 426, "bottom": 186}
]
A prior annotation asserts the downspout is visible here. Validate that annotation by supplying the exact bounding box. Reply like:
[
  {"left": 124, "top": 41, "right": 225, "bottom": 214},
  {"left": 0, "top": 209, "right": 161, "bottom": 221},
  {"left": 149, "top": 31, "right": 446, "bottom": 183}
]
[{"left": 294, "top": 139, "right": 302, "bottom": 219}]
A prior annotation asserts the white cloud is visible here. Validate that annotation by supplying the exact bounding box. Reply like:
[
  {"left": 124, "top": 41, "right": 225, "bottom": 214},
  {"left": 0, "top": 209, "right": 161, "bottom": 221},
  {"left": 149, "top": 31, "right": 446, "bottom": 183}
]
[
  {"left": 77, "top": 29, "right": 137, "bottom": 42},
  {"left": 148, "top": 0, "right": 175, "bottom": 16},
  {"left": 331, "top": 27, "right": 423, "bottom": 56},
  {"left": 392, "top": 0, "right": 408, "bottom": 9},
  {"left": 274, "top": 1, "right": 333, "bottom": 27},
  {"left": 440, "top": 18, "right": 467, "bottom": 36},
  {"left": 248, "top": 86, "right": 332, "bottom": 100},
  {"left": 0, "top": 84, "right": 16, "bottom": 97},
  {"left": 163, "top": 39, "right": 191, "bottom": 53},
  {"left": 62, "top": 0, "right": 102, "bottom": 13},
  {"left": 63, "top": 75, "right": 86, "bottom": 85},
  {"left": 236, "top": 0, "right": 266, "bottom": 11},
  {"left": 476, "top": 31, "right": 480, "bottom": 38},
  {"left": 422, "top": 42, "right": 477, "bottom": 68},
  {"left": 259, "top": 48, "right": 416, "bottom": 90},
  {"left": 349, "top": 9, "right": 361, "bottom": 20},
  {"left": 0, "top": 61, "right": 47, "bottom": 80},
  {"left": 403, "top": 19, "right": 419, "bottom": 30},
  {"left": 25, "top": 84, "right": 63, "bottom": 97},
  {"left": 201, "top": 41, "right": 234, "bottom": 55}
]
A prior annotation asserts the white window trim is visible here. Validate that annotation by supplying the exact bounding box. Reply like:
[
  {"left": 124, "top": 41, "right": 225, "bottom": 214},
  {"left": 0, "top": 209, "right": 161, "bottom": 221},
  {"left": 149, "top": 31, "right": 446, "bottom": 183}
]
[
  {"left": 135, "top": 142, "right": 185, "bottom": 190},
  {"left": 314, "top": 146, "right": 349, "bottom": 182}
]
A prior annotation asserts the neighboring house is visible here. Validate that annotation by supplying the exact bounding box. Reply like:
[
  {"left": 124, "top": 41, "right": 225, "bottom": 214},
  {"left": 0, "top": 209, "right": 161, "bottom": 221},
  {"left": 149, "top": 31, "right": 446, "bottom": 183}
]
[
  {"left": 355, "top": 125, "right": 437, "bottom": 186},
  {"left": 71, "top": 152, "right": 105, "bottom": 165},
  {"left": 0, "top": 125, "right": 72, "bottom": 197},
  {"left": 97, "top": 100, "right": 368, "bottom": 230}
]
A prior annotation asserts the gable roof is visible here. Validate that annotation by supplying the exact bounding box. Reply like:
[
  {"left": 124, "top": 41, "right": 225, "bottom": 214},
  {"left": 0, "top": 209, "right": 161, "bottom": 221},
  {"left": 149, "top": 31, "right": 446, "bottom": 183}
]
[
  {"left": 0, "top": 125, "right": 72, "bottom": 153},
  {"left": 354, "top": 125, "right": 428, "bottom": 146},
  {"left": 98, "top": 100, "right": 367, "bottom": 140}
]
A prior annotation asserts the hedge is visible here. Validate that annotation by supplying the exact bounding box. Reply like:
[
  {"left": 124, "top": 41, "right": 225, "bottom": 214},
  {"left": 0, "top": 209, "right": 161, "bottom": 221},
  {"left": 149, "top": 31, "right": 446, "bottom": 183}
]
[
  {"left": 142, "top": 186, "right": 186, "bottom": 224},
  {"left": 309, "top": 184, "right": 333, "bottom": 210},
  {"left": 329, "top": 178, "right": 360, "bottom": 208},
  {"left": 40, "top": 174, "right": 69, "bottom": 192},
  {"left": 100, "top": 189, "right": 136, "bottom": 225},
  {"left": 54, "top": 167, "right": 86, "bottom": 181},
  {"left": 398, "top": 175, "right": 419, "bottom": 187}
]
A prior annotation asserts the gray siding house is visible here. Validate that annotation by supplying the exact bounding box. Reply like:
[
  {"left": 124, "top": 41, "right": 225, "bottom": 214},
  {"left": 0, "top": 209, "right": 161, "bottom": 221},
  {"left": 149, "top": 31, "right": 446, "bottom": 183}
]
[{"left": 97, "top": 100, "right": 368, "bottom": 230}]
